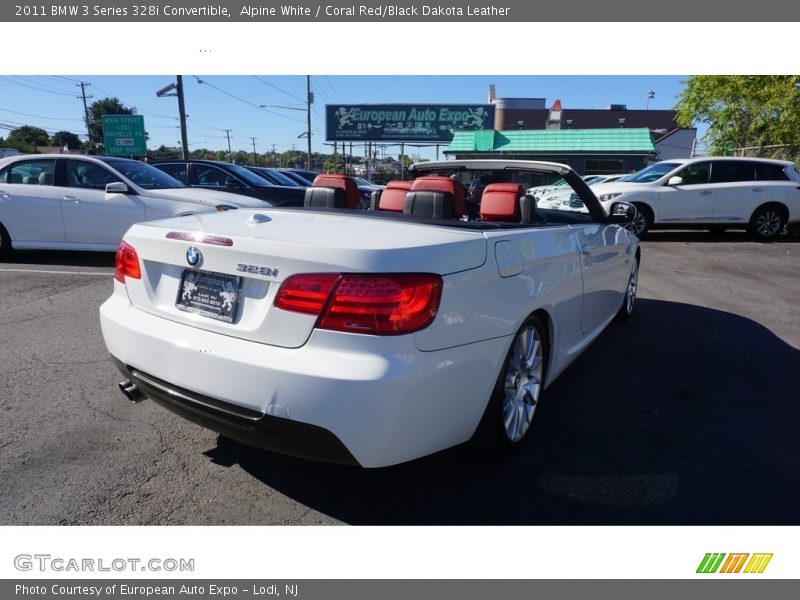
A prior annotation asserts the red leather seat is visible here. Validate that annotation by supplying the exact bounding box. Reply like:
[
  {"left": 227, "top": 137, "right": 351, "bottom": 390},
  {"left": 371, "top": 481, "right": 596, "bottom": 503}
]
[
  {"left": 480, "top": 183, "right": 524, "bottom": 222},
  {"left": 311, "top": 174, "right": 360, "bottom": 209},
  {"left": 409, "top": 176, "right": 466, "bottom": 219},
  {"left": 376, "top": 180, "right": 412, "bottom": 212}
]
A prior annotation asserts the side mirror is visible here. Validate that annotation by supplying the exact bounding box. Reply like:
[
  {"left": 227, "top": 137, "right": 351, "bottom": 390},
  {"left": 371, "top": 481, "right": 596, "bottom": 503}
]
[
  {"left": 105, "top": 182, "right": 130, "bottom": 194},
  {"left": 606, "top": 201, "right": 637, "bottom": 224},
  {"left": 667, "top": 176, "right": 683, "bottom": 186}
]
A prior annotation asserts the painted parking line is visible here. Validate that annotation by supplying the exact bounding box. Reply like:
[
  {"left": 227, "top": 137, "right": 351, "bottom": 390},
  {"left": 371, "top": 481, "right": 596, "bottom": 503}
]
[{"left": 0, "top": 268, "right": 112, "bottom": 276}]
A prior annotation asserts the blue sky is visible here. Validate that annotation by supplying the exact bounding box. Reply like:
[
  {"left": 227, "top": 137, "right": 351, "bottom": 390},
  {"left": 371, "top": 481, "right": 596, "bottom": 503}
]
[{"left": 0, "top": 75, "right": 690, "bottom": 159}]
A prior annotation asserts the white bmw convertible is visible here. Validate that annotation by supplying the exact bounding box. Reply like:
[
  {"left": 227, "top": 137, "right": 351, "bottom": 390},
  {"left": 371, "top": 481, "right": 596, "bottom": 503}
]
[{"left": 100, "top": 160, "right": 641, "bottom": 468}]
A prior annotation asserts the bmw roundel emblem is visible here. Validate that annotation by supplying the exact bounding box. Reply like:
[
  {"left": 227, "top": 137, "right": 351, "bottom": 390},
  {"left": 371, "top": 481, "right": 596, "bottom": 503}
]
[{"left": 186, "top": 246, "right": 202, "bottom": 267}]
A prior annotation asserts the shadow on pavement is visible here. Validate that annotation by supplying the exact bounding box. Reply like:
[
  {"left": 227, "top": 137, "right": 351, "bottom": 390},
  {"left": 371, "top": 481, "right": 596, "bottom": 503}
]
[
  {"left": 204, "top": 298, "right": 800, "bottom": 525},
  {"left": 642, "top": 229, "right": 799, "bottom": 243}
]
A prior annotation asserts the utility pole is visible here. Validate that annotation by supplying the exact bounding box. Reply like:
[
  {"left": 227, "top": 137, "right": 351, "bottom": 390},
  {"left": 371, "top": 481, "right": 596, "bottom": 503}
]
[
  {"left": 176, "top": 76, "right": 189, "bottom": 159},
  {"left": 223, "top": 129, "right": 233, "bottom": 163},
  {"left": 271, "top": 144, "right": 277, "bottom": 167},
  {"left": 306, "top": 75, "right": 313, "bottom": 171},
  {"left": 250, "top": 137, "right": 258, "bottom": 165},
  {"left": 156, "top": 77, "right": 189, "bottom": 159},
  {"left": 76, "top": 82, "right": 93, "bottom": 151}
]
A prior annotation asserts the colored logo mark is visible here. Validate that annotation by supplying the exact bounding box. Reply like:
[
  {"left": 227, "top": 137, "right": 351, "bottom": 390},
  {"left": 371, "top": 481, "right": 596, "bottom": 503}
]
[{"left": 696, "top": 553, "right": 773, "bottom": 574}]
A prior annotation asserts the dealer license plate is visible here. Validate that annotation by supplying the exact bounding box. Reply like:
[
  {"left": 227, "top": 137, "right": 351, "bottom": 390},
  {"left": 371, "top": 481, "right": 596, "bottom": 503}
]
[{"left": 176, "top": 269, "right": 242, "bottom": 323}]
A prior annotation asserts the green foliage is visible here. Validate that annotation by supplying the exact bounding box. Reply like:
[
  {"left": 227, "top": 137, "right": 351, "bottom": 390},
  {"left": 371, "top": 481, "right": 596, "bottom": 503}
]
[
  {"left": 676, "top": 76, "right": 800, "bottom": 158},
  {"left": 50, "top": 130, "right": 82, "bottom": 150},
  {"left": 6, "top": 125, "right": 49, "bottom": 152}
]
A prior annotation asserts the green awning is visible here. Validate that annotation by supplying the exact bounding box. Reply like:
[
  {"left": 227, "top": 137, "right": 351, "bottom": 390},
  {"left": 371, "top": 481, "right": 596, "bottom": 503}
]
[{"left": 447, "top": 128, "right": 656, "bottom": 153}]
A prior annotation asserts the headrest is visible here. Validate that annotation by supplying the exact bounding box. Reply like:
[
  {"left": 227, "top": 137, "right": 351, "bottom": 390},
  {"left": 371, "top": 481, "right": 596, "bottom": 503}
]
[
  {"left": 311, "top": 174, "right": 360, "bottom": 209},
  {"left": 480, "top": 183, "right": 524, "bottom": 222},
  {"left": 410, "top": 176, "right": 465, "bottom": 219},
  {"left": 375, "top": 180, "right": 412, "bottom": 212},
  {"left": 404, "top": 190, "right": 454, "bottom": 219},
  {"left": 304, "top": 186, "right": 346, "bottom": 208}
]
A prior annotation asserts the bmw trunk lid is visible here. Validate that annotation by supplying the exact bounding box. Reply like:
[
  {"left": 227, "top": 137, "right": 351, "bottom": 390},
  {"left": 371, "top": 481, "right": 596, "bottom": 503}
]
[{"left": 117, "top": 209, "right": 487, "bottom": 348}]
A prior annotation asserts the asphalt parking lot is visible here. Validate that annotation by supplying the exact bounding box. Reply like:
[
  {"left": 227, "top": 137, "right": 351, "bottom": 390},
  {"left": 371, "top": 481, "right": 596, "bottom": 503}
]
[{"left": 1, "top": 231, "right": 798, "bottom": 525}]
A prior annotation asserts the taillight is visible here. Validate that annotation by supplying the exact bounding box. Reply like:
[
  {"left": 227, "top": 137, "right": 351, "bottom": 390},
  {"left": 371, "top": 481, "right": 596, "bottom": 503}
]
[
  {"left": 114, "top": 240, "right": 141, "bottom": 283},
  {"left": 274, "top": 274, "right": 340, "bottom": 314},
  {"left": 275, "top": 273, "right": 443, "bottom": 335}
]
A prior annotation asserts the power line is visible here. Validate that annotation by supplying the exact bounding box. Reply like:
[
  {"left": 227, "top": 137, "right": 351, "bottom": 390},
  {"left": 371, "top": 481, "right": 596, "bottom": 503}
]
[
  {"left": 13, "top": 76, "right": 76, "bottom": 95},
  {"left": 193, "top": 76, "right": 305, "bottom": 124},
  {"left": 323, "top": 76, "right": 345, "bottom": 103},
  {"left": 0, "top": 76, "right": 76, "bottom": 97},
  {"left": 0, "top": 119, "right": 88, "bottom": 137},
  {"left": 0, "top": 107, "right": 84, "bottom": 121},
  {"left": 251, "top": 76, "right": 306, "bottom": 102},
  {"left": 49, "top": 75, "right": 83, "bottom": 84}
]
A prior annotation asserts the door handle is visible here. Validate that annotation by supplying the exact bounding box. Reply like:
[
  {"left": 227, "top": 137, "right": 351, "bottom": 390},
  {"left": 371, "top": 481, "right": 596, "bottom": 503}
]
[
  {"left": 63, "top": 195, "right": 80, "bottom": 202},
  {"left": 751, "top": 187, "right": 764, "bottom": 192},
  {"left": 580, "top": 244, "right": 593, "bottom": 256},
  {"left": 0, "top": 190, "right": 9, "bottom": 198},
  {"left": 699, "top": 190, "right": 713, "bottom": 196}
]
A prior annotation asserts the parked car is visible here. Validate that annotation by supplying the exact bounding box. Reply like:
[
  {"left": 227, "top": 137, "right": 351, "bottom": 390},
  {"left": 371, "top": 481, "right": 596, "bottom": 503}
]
[
  {"left": 591, "top": 157, "right": 800, "bottom": 239},
  {"left": 538, "top": 174, "right": 627, "bottom": 211},
  {"left": 527, "top": 174, "right": 601, "bottom": 200},
  {"left": 100, "top": 159, "right": 640, "bottom": 468},
  {"left": 276, "top": 169, "right": 313, "bottom": 186},
  {"left": 351, "top": 177, "right": 384, "bottom": 208},
  {"left": 151, "top": 159, "right": 305, "bottom": 207},
  {"left": 247, "top": 166, "right": 307, "bottom": 188},
  {"left": 0, "top": 154, "right": 266, "bottom": 255},
  {"left": 282, "top": 168, "right": 319, "bottom": 184}
]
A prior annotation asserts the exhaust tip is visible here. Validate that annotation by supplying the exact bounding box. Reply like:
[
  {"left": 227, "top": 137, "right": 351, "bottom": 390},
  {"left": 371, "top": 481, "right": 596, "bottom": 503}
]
[{"left": 118, "top": 380, "right": 146, "bottom": 403}]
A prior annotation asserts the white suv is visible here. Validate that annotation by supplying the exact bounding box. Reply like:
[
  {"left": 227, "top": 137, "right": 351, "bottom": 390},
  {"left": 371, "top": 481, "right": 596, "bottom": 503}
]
[{"left": 591, "top": 157, "right": 800, "bottom": 240}]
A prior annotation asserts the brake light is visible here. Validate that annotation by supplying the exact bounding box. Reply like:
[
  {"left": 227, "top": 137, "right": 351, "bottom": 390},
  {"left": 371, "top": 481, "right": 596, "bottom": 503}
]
[
  {"left": 275, "top": 273, "right": 443, "bottom": 335},
  {"left": 274, "top": 274, "right": 340, "bottom": 314},
  {"left": 114, "top": 240, "right": 141, "bottom": 283}
]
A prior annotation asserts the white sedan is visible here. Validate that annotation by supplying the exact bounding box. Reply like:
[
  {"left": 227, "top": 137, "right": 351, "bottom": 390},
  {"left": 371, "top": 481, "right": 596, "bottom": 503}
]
[
  {"left": 537, "top": 174, "right": 627, "bottom": 211},
  {"left": 100, "top": 159, "right": 641, "bottom": 468},
  {"left": 0, "top": 154, "right": 268, "bottom": 255}
]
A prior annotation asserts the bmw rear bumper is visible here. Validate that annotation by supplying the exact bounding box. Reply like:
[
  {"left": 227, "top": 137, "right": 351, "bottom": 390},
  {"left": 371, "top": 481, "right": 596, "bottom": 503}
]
[{"left": 100, "top": 294, "right": 509, "bottom": 468}]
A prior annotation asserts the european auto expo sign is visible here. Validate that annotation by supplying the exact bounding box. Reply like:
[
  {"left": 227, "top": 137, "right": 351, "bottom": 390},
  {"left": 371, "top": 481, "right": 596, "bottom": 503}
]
[{"left": 325, "top": 104, "right": 495, "bottom": 143}]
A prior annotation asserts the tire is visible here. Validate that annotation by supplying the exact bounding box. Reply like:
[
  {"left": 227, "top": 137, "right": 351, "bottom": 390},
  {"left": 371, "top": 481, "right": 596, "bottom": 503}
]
[
  {"left": 0, "top": 222, "right": 12, "bottom": 258},
  {"left": 749, "top": 205, "right": 786, "bottom": 241},
  {"left": 626, "top": 203, "right": 653, "bottom": 238},
  {"left": 615, "top": 257, "right": 639, "bottom": 322},
  {"left": 472, "top": 315, "right": 548, "bottom": 455}
]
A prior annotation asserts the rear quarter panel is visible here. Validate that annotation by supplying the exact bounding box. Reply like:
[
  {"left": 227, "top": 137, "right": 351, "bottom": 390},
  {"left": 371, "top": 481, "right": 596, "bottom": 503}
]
[{"left": 415, "top": 225, "right": 582, "bottom": 352}]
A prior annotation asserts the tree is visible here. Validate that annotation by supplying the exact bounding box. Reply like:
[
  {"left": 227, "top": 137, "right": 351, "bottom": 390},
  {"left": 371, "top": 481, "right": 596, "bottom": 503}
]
[
  {"left": 676, "top": 76, "right": 800, "bottom": 158},
  {"left": 50, "top": 130, "right": 82, "bottom": 150},
  {"left": 87, "top": 97, "right": 136, "bottom": 153},
  {"left": 6, "top": 125, "right": 49, "bottom": 152}
]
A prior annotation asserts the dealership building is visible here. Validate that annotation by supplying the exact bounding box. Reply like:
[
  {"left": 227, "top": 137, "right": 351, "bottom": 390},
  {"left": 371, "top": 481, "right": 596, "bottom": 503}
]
[{"left": 444, "top": 90, "right": 697, "bottom": 174}]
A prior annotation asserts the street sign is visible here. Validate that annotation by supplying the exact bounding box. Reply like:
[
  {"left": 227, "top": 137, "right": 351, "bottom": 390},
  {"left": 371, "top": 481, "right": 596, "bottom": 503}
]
[{"left": 102, "top": 115, "right": 146, "bottom": 156}]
